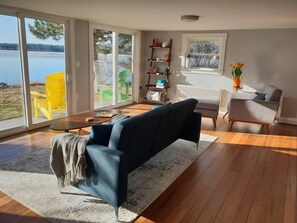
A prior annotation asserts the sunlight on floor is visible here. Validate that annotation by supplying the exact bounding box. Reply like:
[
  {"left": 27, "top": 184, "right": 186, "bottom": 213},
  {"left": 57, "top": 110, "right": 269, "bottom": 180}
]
[{"left": 209, "top": 131, "right": 297, "bottom": 150}]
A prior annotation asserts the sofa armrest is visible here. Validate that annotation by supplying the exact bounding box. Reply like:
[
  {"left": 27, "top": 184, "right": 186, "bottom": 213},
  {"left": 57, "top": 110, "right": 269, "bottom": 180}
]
[
  {"left": 180, "top": 111, "right": 202, "bottom": 143},
  {"left": 229, "top": 99, "right": 279, "bottom": 124},
  {"left": 75, "top": 144, "right": 128, "bottom": 208}
]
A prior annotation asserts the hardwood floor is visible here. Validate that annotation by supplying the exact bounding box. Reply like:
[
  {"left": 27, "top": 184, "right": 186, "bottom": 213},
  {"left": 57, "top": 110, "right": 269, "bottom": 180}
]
[{"left": 0, "top": 103, "right": 296, "bottom": 223}]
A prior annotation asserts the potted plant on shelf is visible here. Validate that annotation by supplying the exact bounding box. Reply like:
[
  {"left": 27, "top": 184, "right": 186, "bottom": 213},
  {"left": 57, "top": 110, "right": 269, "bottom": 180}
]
[{"left": 230, "top": 62, "right": 244, "bottom": 88}]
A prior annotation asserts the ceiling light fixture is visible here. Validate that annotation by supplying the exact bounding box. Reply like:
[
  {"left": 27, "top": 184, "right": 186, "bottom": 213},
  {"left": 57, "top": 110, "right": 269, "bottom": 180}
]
[{"left": 181, "top": 15, "right": 199, "bottom": 22}]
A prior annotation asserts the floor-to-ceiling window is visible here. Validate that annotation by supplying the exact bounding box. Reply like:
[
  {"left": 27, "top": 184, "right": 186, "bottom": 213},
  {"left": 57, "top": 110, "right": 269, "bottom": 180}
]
[
  {"left": 0, "top": 14, "right": 26, "bottom": 131},
  {"left": 0, "top": 10, "right": 69, "bottom": 136},
  {"left": 24, "top": 17, "right": 67, "bottom": 124},
  {"left": 118, "top": 33, "right": 133, "bottom": 103},
  {"left": 92, "top": 26, "right": 135, "bottom": 109}
]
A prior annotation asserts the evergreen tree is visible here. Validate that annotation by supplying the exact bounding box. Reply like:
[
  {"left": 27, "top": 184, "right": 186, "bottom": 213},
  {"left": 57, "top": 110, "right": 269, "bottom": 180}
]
[{"left": 28, "top": 20, "right": 64, "bottom": 41}]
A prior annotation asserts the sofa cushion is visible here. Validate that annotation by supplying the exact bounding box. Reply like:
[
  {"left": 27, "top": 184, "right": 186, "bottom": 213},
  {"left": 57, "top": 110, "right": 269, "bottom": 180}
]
[
  {"left": 90, "top": 124, "right": 113, "bottom": 146},
  {"left": 166, "top": 99, "right": 198, "bottom": 143},
  {"left": 109, "top": 98, "right": 198, "bottom": 172},
  {"left": 109, "top": 109, "right": 163, "bottom": 172},
  {"left": 90, "top": 116, "right": 130, "bottom": 146},
  {"left": 196, "top": 99, "right": 219, "bottom": 111}
]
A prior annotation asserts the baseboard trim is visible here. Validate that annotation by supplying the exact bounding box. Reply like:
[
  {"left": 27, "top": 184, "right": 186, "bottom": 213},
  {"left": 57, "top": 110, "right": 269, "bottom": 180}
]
[{"left": 278, "top": 117, "right": 297, "bottom": 126}]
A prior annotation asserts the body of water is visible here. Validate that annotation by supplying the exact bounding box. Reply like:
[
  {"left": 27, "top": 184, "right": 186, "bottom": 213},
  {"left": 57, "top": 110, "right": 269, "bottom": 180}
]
[{"left": 0, "top": 50, "right": 65, "bottom": 85}]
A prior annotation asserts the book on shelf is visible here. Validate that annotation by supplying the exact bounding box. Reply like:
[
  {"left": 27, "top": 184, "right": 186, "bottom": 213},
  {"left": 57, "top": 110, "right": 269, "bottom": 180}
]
[
  {"left": 156, "top": 79, "right": 166, "bottom": 89},
  {"left": 146, "top": 90, "right": 162, "bottom": 101},
  {"left": 95, "top": 111, "right": 116, "bottom": 118}
]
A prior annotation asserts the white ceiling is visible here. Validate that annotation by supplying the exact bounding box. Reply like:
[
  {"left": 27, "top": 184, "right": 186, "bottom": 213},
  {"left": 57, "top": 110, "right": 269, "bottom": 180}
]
[{"left": 0, "top": 0, "right": 297, "bottom": 31}]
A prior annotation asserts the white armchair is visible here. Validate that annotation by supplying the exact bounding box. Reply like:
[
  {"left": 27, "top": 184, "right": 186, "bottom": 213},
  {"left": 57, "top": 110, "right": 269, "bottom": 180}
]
[{"left": 228, "top": 85, "right": 282, "bottom": 134}]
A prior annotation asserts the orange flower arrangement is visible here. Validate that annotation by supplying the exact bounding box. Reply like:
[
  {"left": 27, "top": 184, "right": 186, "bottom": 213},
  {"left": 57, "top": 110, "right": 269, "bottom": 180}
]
[
  {"left": 230, "top": 62, "right": 244, "bottom": 88},
  {"left": 230, "top": 63, "right": 244, "bottom": 78}
]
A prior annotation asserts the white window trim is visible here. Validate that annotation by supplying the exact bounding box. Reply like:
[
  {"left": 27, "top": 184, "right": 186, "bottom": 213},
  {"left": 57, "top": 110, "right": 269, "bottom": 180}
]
[{"left": 181, "top": 33, "right": 227, "bottom": 75}]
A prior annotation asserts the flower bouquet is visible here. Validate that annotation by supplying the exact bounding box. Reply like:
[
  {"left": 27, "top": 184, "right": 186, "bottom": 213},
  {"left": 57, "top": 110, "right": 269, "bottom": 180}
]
[{"left": 230, "top": 63, "right": 244, "bottom": 88}]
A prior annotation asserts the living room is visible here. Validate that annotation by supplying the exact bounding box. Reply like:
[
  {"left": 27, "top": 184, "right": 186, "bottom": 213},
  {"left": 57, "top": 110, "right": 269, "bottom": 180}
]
[{"left": 0, "top": 1, "right": 297, "bottom": 223}]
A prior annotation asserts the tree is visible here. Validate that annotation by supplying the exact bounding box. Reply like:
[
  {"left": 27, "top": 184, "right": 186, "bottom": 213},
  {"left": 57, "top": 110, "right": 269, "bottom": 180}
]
[
  {"left": 29, "top": 20, "right": 132, "bottom": 59},
  {"left": 28, "top": 20, "right": 64, "bottom": 41}
]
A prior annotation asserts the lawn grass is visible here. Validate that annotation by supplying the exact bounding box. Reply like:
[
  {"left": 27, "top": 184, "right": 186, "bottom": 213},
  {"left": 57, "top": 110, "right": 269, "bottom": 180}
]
[
  {"left": 0, "top": 84, "right": 45, "bottom": 121},
  {"left": 0, "top": 84, "right": 132, "bottom": 121}
]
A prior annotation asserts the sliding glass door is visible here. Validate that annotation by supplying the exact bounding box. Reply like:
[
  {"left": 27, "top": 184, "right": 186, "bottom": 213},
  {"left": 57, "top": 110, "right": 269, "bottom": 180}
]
[
  {"left": 92, "top": 27, "right": 134, "bottom": 109},
  {"left": 118, "top": 33, "right": 133, "bottom": 103},
  {"left": 0, "top": 14, "right": 26, "bottom": 131},
  {"left": 0, "top": 11, "right": 68, "bottom": 135},
  {"left": 93, "top": 29, "right": 113, "bottom": 108},
  {"left": 24, "top": 17, "right": 67, "bottom": 124}
]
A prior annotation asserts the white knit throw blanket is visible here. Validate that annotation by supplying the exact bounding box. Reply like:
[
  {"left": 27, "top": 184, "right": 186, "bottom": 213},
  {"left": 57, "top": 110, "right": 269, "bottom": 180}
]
[{"left": 50, "top": 133, "right": 89, "bottom": 188}]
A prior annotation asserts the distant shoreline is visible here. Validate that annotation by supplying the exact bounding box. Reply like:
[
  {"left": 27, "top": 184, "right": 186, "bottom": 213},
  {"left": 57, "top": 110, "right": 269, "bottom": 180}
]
[
  {"left": 0, "top": 82, "right": 45, "bottom": 88},
  {"left": 0, "top": 50, "right": 65, "bottom": 57},
  {"left": 0, "top": 43, "right": 64, "bottom": 53}
]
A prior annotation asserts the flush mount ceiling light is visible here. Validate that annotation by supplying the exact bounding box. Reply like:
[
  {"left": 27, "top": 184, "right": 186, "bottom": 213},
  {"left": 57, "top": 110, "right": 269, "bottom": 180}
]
[{"left": 181, "top": 15, "right": 199, "bottom": 22}]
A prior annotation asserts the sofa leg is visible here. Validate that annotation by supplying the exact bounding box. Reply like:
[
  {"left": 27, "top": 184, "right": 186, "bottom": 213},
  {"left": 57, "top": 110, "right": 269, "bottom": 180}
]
[
  {"left": 212, "top": 118, "right": 217, "bottom": 129},
  {"left": 115, "top": 207, "right": 119, "bottom": 221},
  {"left": 229, "top": 121, "right": 234, "bottom": 131},
  {"left": 196, "top": 141, "right": 199, "bottom": 150}
]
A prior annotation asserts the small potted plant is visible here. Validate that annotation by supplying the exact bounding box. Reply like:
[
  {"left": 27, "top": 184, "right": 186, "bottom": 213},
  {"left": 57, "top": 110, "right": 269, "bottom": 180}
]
[{"left": 230, "top": 62, "right": 244, "bottom": 88}]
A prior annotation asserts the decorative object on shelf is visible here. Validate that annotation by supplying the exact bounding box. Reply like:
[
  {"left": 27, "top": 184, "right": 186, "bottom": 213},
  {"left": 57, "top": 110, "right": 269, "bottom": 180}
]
[
  {"left": 156, "top": 79, "right": 166, "bottom": 89},
  {"left": 147, "top": 90, "right": 162, "bottom": 101},
  {"left": 145, "top": 38, "right": 172, "bottom": 104},
  {"left": 165, "top": 67, "right": 169, "bottom": 75},
  {"left": 153, "top": 66, "right": 159, "bottom": 74},
  {"left": 164, "top": 53, "right": 170, "bottom": 62},
  {"left": 162, "top": 41, "right": 169, "bottom": 47},
  {"left": 152, "top": 39, "right": 162, "bottom": 47},
  {"left": 230, "top": 62, "right": 244, "bottom": 88}
]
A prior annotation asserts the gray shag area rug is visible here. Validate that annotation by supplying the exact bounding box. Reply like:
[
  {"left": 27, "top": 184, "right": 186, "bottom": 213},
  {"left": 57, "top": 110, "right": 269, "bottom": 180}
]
[{"left": 0, "top": 134, "right": 217, "bottom": 223}]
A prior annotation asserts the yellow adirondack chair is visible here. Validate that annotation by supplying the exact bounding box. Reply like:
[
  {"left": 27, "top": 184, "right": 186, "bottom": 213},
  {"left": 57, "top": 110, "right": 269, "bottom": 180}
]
[{"left": 31, "top": 72, "right": 66, "bottom": 120}]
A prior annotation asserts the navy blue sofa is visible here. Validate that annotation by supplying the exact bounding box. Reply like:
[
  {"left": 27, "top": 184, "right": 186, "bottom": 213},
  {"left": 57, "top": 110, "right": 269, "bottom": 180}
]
[{"left": 75, "top": 98, "right": 201, "bottom": 217}]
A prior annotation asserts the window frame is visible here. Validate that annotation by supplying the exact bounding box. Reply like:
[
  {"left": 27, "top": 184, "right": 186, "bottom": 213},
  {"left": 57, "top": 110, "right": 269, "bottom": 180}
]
[
  {"left": 89, "top": 23, "right": 140, "bottom": 110},
  {"left": 181, "top": 33, "right": 227, "bottom": 75}
]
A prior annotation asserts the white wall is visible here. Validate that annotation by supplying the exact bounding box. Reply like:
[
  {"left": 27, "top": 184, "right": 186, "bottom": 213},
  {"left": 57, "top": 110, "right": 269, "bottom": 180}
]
[{"left": 141, "top": 29, "right": 297, "bottom": 122}]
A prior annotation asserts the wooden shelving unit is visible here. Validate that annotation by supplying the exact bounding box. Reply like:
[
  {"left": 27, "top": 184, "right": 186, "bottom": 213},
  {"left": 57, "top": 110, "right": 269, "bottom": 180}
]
[{"left": 145, "top": 38, "right": 172, "bottom": 104}]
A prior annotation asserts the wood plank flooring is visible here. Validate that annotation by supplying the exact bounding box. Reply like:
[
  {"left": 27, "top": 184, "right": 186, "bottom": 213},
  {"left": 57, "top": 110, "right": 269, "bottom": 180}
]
[{"left": 0, "top": 103, "right": 296, "bottom": 223}]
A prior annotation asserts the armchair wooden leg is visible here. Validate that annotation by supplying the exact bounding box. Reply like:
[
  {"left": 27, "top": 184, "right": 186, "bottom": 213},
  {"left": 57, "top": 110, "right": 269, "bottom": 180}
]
[
  {"left": 212, "top": 118, "right": 217, "bottom": 129},
  {"left": 263, "top": 124, "right": 269, "bottom": 134},
  {"left": 223, "top": 112, "right": 228, "bottom": 119},
  {"left": 229, "top": 120, "right": 235, "bottom": 131}
]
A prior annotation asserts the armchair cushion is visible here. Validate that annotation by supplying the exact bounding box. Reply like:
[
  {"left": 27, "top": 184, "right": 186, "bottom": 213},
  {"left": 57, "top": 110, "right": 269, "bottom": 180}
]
[
  {"left": 264, "top": 85, "right": 282, "bottom": 102},
  {"left": 253, "top": 92, "right": 266, "bottom": 100}
]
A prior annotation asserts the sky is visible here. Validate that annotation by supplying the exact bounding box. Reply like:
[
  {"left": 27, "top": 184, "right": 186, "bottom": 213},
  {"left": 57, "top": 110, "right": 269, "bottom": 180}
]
[{"left": 0, "top": 14, "right": 64, "bottom": 45}]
